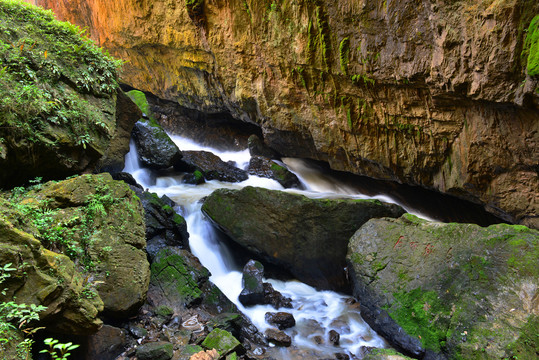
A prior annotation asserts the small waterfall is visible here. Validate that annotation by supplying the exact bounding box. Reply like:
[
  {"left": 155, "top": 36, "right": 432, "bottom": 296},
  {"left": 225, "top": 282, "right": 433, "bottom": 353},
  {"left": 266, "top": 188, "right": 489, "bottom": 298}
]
[{"left": 124, "top": 135, "right": 390, "bottom": 358}]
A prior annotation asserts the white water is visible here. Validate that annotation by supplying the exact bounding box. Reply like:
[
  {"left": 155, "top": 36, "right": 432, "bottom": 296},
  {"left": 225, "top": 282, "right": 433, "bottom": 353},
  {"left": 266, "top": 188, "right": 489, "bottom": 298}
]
[{"left": 124, "top": 136, "right": 393, "bottom": 358}]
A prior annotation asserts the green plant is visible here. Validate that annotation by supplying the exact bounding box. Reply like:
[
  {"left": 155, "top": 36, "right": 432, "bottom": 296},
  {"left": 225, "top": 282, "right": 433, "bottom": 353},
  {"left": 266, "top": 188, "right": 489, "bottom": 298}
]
[
  {"left": 40, "top": 338, "right": 79, "bottom": 360},
  {"left": 522, "top": 15, "right": 539, "bottom": 76},
  {"left": 339, "top": 37, "right": 350, "bottom": 75},
  {"left": 1, "top": 263, "right": 47, "bottom": 358}
]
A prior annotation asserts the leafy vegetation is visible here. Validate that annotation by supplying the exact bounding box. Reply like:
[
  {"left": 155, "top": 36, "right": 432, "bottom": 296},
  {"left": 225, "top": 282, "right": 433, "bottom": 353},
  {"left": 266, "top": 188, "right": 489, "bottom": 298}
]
[
  {"left": 0, "top": 263, "right": 47, "bottom": 359},
  {"left": 40, "top": 338, "right": 79, "bottom": 360},
  {"left": 0, "top": 0, "right": 122, "bottom": 151},
  {"left": 339, "top": 37, "right": 350, "bottom": 75}
]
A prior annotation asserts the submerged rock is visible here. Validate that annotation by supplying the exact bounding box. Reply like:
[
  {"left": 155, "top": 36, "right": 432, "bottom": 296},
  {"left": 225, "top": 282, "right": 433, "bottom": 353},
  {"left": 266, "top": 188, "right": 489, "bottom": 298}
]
[
  {"left": 202, "top": 186, "right": 405, "bottom": 290},
  {"left": 175, "top": 150, "right": 248, "bottom": 183},
  {"left": 347, "top": 214, "right": 539, "bottom": 359}
]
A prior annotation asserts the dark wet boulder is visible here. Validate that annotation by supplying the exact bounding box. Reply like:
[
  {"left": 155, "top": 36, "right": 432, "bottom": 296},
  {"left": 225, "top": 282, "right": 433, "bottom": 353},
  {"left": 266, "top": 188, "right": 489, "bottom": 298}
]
[
  {"left": 238, "top": 260, "right": 265, "bottom": 306},
  {"left": 328, "top": 329, "right": 340, "bottom": 346},
  {"left": 110, "top": 171, "right": 144, "bottom": 191},
  {"left": 136, "top": 341, "right": 173, "bottom": 360},
  {"left": 263, "top": 283, "right": 292, "bottom": 309},
  {"left": 85, "top": 325, "right": 127, "bottom": 360},
  {"left": 248, "top": 156, "right": 303, "bottom": 189},
  {"left": 265, "top": 312, "right": 296, "bottom": 330},
  {"left": 138, "top": 191, "right": 189, "bottom": 261},
  {"left": 264, "top": 328, "right": 292, "bottom": 347},
  {"left": 247, "top": 135, "right": 280, "bottom": 159},
  {"left": 132, "top": 120, "right": 183, "bottom": 170},
  {"left": 346, "top": 214, "right": 539, "bottom": 360},
  {"left": 202, "top": 186, "right": 405, "bottom": 291},
  {"left": 175, "top": 150, "right": 248, "bottom": 183}
]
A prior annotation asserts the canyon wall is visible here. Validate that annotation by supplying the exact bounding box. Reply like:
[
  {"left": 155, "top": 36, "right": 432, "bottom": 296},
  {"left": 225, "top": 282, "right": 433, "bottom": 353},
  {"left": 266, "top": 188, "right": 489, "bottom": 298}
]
[{"left": 29, "top": 0, "right": 539, "bottom": 227}]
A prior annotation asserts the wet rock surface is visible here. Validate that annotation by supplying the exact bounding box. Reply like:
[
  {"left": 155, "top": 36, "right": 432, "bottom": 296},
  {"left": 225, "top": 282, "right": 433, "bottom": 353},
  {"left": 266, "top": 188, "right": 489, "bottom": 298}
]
[
  {"left": 132, "top": 120, "right": 183, "bottom": 170},
  {"left": 264, "top": 328, "right": 292, "bottom": 347},
  {"left": 202, "top": 186, "right": 405, "bottom": 291},
  {"left": 175, "top": 150, "right": 248, "bottom": 183},
  {"left": 347, "top": 214, "right": 539, "bottom": 359},
  {"left": 238, "top": 260, "right": 265, "bottom": 306},
  {"left": 248, "top": 156, "right": 303, "bottom": 189},
  {"left": 265, "top": 312, "right": 296, "bottom": 330}
]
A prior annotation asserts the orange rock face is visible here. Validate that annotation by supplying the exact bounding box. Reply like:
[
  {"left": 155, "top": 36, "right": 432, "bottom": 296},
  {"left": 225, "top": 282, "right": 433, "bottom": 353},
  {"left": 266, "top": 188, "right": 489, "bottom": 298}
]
[{"left": 30, "top": 0, "right": 539, "bottom": 227}]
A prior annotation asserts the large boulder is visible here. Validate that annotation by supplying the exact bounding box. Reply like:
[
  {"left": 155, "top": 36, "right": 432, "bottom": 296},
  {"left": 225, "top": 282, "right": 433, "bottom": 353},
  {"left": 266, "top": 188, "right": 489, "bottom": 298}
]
[
  {"left": 1, "top": 173, "right": 150, "bottom": 320},
  {"left": 175, "top": 151, "right": 248, "bottom": 183},
  {"left": 346, "top": 214, "right": 539, "bottom": 360},
  {"left": 0, "top": 217, "right": 104, "bottom": 335},
  {"left": 132, "top": 120, "right": 183, "bottom": 170},
  {"left": 202, "top": 186, "right": 405, "bottom": 290},
  {"left": 0, "top": 1, "right": 133, "bottom": 188}
]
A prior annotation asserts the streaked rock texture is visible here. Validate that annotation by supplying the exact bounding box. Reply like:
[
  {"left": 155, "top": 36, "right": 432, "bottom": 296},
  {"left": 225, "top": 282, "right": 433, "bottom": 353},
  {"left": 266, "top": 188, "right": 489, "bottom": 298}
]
[{"left": 30, "top": 0, "right": 539, "bottom": 227}]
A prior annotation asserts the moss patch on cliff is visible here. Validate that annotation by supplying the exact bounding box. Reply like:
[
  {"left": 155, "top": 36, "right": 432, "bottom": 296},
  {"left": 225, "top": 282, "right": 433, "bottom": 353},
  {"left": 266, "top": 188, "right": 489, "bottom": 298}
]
[
  {"left": 524, "top": 14, "right": 539, "bottom": 76},
  {"left": 0, "top": 0, "right": 121, "bottom": 130}
]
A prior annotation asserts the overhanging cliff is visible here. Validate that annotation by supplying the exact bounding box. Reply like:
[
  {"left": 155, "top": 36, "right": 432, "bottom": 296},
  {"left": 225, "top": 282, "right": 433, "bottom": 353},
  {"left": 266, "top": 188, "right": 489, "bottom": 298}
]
[{"left": 29, "top": 0, "right": 539, "bottom": 228}]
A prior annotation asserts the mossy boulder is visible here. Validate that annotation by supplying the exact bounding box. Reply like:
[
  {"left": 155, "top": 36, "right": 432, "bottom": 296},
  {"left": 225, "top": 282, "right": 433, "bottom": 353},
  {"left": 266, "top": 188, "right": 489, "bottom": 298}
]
[
  {"left": 346, "top": 214, "right": 539, "bottom": 359},
  {"left": 1, "top": 173, "right": 149, "bottom": 320},
  {"left": 149, "top": 247, "right": 210, "bottom": 309},
  {"left": 202, "top": 186, "right": 405, "bottom": 290},
  {"left": 0, "top": 217, "right": 104, "bottom": 335},
  {"left": 0, "top": 1, "right": 134, "bottom": 188},
  {"left": 201, "top": 328, "right": 241, "bottom": 357}
]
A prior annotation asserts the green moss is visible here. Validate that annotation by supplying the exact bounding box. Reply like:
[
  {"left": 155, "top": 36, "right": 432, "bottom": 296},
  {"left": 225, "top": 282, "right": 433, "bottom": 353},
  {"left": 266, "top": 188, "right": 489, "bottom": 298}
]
[
  {"left": 387, "top": 288, "right": 451, "bottom": 352},
  {"left": 155, "top": 305, "right": 174, "bottom": 318},
  {"left": 201, "top": 328, "right": 240, "bottom": 356},
  {"left": 126, "top": 90, "right": 150, "bottom": 116},
  {"left": 315, "top": 5, "right": 331, "bottom": 70},
  {"left": 306, "top": 20, "right": 315, "bottom": 63},
  {"left": 505, "top": 315, "right": 539, "bottom": 359},
  {"left": 339, "top": 37, "right": 350, "bottom": 75},
  {"left": 523, "top": 15, "right": 539, "bottom": 76}
]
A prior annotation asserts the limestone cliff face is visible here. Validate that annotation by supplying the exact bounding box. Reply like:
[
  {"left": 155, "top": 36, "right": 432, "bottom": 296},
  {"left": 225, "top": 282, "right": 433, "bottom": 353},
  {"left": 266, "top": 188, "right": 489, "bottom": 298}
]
[{"left": 30, "top": 0, "right": 539, "bottom": 227}]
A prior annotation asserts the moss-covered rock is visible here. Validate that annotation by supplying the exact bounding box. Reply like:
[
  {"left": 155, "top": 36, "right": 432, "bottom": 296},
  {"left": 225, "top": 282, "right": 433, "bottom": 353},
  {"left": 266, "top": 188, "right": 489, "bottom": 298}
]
[
  {"left": 0, "top": 216, "right": 104, "bottom": 335},
  {"left": 247, "top": 156, "right": 302, "bottom": 189},
  {"left": 202, "top": 186, "right": 404, "bottom": 291},
  {"left": 1, "top": 173, "right": 149, "bottom": 320},
  {"left": 0, "top": 0, "right": 132, "bottom": 188},
  {"left": 175, "top": 150, "right": 248, "bottom": 183},
  {"left": 201, "top": 328, "right": 241, "bottom": 357},
  {"left": 347, "top": 214, "right": 539, "bottom": 359},
  {"left": 149, "top": 247, "right": 210, "bottom": 309}
]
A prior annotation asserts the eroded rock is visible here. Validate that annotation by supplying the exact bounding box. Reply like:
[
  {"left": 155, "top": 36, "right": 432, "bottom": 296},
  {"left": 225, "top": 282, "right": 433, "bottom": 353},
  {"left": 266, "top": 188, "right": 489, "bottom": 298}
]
[{"left": 175, "top": 151, "right": 248, "bottom": 183}]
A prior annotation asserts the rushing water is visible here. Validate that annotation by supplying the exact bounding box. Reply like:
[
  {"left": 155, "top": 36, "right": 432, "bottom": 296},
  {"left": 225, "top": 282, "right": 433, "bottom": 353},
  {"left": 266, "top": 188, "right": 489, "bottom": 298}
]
[{"left": 123, "top": 136, "right": 406, "bottom": 358}]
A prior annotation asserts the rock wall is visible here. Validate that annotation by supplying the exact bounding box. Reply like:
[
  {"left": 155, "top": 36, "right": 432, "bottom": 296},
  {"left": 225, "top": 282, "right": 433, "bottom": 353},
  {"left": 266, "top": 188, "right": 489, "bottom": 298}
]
[{"left": 29, "top": 0, "right": 539, "bottom": 227}]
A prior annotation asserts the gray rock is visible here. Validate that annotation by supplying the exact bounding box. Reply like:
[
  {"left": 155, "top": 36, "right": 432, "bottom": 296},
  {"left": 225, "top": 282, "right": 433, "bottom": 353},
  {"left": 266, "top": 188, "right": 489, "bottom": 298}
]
[
  {"left": 265, "top": 312, "right": 296, "bottom": 330},
  {"left": 136, "top": 341, "right": 173, "bottom": 360},
  {"left": 238, "top": 260, "right": 265, "bottom": 306},
  {"left": 202, "top": 186, "right": 405, "bottom": 290},
  {"left": 175, "top": 150, "right": 248, "bottom": 183},
  {"left": 264, "top": 328, "right": 291, "bottom": 347},
  {"left": 132, "top": 120, "right": 183, "bottom": 170}
]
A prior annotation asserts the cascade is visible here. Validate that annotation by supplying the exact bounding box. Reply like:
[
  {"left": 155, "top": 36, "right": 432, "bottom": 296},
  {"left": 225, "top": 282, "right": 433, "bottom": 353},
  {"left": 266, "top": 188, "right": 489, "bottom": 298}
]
[{"left": 123, "top": 135, "right": 428, "bottom": 358}]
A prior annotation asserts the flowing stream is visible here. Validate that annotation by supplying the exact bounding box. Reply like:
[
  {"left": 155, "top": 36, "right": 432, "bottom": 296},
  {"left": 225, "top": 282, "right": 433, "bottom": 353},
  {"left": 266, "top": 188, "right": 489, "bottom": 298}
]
[{"left": 123, "top": 135, "right": 430, "bottom": 359}]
